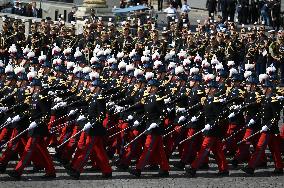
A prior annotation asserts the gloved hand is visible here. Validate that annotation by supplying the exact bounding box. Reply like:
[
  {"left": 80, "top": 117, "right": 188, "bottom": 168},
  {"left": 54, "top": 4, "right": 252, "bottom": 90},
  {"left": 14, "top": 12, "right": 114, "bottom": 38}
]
[
  {"left": 42, "top": 84, "right": 48, "bottom": 88},
  {"left": 167, "top": 108, "right": 173, "bottom": 112},
  {"left": 191, "top": 116, "right": 197, "bottom": 122},
  {"left": 178, "top": 116, "right": 186, "bottom": 123},
  {"left": 28, "top": 121, "right": 37, "bottom": 130},
  {"left": 277, "top": 96, "right": 284, "bottom": 100},
  {"left": 127, "top": 115, "right": 133, "bottom": 121},
  {"left": 12, "top": 115, "right": 21, "bottom": 123},
  {"left": 164, "top": 97, "right": 171, "bottom": 104},
  {"left": 261, "top": 125, "right": 269, "bottom": 132},
  {"left": 77, "top": 115, "right": 86, "bottom": 122},
  {"left": 0, "top": 107, "right": 8, "bottom": 112},
  {"left": 219, "top": 98, "right": 226, "bottom": 103},
  {"left": 133, "top": 120, "right": 140, "bottom": 127},
  {"left": 68, "top": 109, "right": 77, "bottom": 116},
  {"left": 57, "top": 102, "right": 67, "bottom": 108},
  {"left": 107, "top": 101, "right": 115, "bottom": 107},
  {"left": 147, "top": 123, "right": 158, "bottom": 130},
  {"left": 228, "top": 112, "right": 235, "bottom": 119},
  {"left": 248, "top": 119, "right": 255, "bottom": 126},
  {"left": 176, "top": 108, "right": 186, "bottom": 113},
  {"left": 6, "top": 117, "right": 12, "bottom": 123},
  {"left": 48, "top": 91, "right": 55, "bottom": 96},
  {"left": 83, "top": 122, "right": 92, "bottom": 131},
  {"left": 262, "top": 50, "right": 267, "bottom": 56},
  {"left": 51, "top": 104, "right": 58, "bottom": 110},
  {"left": 54, "top": 97, "right": 62, "bottom": 103},
  {"left": 202, "top": 124, "right": 211, "bottom": 132},
  {"left": 115, "top": 106, "right": 124, "bottom": 113}
]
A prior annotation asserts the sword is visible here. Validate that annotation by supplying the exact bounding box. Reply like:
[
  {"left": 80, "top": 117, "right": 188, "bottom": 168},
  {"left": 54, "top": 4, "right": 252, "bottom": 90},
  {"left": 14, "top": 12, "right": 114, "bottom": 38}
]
[{"left": 124, "top": 129, "right": 147, "bottom": 149}]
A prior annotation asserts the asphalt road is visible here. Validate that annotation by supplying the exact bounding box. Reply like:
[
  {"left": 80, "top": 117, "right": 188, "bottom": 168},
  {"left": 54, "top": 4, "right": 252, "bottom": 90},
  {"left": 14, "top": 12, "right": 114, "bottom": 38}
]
[{"left": 0, "top": 149, "right": 283, "bottom": 187}]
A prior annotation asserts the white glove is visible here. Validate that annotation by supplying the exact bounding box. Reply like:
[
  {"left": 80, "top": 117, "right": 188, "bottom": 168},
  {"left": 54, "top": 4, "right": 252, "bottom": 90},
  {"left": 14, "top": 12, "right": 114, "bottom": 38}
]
[
  {"left": 261, "top": 125, "right": 269, "bottom": 132},
  {"left": 0, "top": 107, "right": 8, "bottom": 112},
  {"left": 12, "top": 115, "right": 21, "bottom": 123},
  {"left": 54, "top": 97, "right": 62, "bottom": 103},
  {"left": 107, "top": 102, "right": 115, "bottom": 106},
  {"left": 127, "top": 115, "right": 133, "bottom": 121},
  {"left": 77, "top": 115, "right": 86, "bottom": 122},
  {"left": 115, "top": 106, "right": 124, "bottom": 113},
  {"left": 191, "top": 116, "right": 197, "bottom": 122},
  {"left": 248, "top": 119, "right": 255, "bottom": 126},
  {"left": 58, "top": 102, "right": 67, "bottom": 107},
  {"left": 51, "top": 104, "right": 58, "bottom": 110},
  {"left": 133, "top": 120, "right": 140, "bottom": 127},
  {"left": 202, "top": 124, "right": 211, "bottom": 132},
  {"left": 164, "top": 97, "right": 171, "bottom": 104},
  {"left": 219, "top": 98, "right": 226, "bottom": 103},
  {"left": 28, "top": 121, "right": 37, "bottom": 130},
  {"left": 147, "top": 123, "right": 158, "bottom": 130},
  {"left": 83, "top": 122, "right": 92, "bottom": 131},
  {"left": 228, "top": 112, "right": 235, "bottom": 119},
  {"left": 6, "top": 117, "right": 12, "bottom": 123},
  {"left": 68, "top": 109, "right": 77, "bottom": 116},
  {"left": 176, "top": 108, "right": 186, "bottom": 113},
  {"left": 167, "top": 108, "right": 173, "bottom": 112},
  {"left": 42, "top": 84, "right": 48, "bottom": 88},
  {"left": 178, "top": 116, "right": 186, "bottom": 123},
  {"left": 48, "top": 91, "right": 54, "bottom": 95},
  {"left": 262, "top": 50, "right": 267, "bottom": 57}
]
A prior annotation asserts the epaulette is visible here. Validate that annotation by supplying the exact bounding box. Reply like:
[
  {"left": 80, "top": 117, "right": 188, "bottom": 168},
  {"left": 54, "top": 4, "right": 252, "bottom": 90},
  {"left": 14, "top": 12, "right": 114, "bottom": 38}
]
[
  {"left": 39, "top": 95, "right": 47, "bottom": 100},
  {"left": 171, "top": 87, "right": 178, "bottom": 93},
  {"left": 213, "top": 97, "right": 220, "bottom": 103},
  {"left": 97, "top": 94, "right": 104, "bottom": 100},
  {"left": 271, "top": 96, "right": 278, "bottom": 103},
  {"left": 143, "top": 90, "right": 149, "bottom": 97},
  {"left": 197, "top": 90, "right": 203, "bottom": 95},
  {"left": 156, "top": 94, "right": 165, "bottom": 101}
]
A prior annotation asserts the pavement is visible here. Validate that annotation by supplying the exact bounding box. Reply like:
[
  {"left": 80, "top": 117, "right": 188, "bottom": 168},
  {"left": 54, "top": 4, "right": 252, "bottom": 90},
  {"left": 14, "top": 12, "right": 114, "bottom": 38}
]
[{"left": 0, "top": 147, "right": 283, "bottom": 187}]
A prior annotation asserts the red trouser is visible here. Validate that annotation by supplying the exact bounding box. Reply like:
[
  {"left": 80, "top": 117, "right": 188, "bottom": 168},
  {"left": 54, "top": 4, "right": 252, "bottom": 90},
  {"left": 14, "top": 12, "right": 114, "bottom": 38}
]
[
  {"left": 15, "top": 137, "right": 55, "bottom": 175},
  {"left": 281, "top": 125, "right": 284, "bottom": 153},
  {"left": 164, "top": 125, "right": 186, "bottom": 158},
  {"left": 234, "top": 128, "right": 266, "bottom": 164},
  {"left": 0, "top": 129, "right": 27, "bottom": 165},
  {"left": 181, "top": 128, "right": 204, "bottom": 164},
  {"left": 72, "top": 135, "right": 112, "bottom": 174},
  {"left": 136, "top": 135, "right": 169, "bottom": 171},
  {"left": 60, "top": 125, "right": 80, "bottom": 162},
  {"left": 0, "top": 127, "right": 12, "bottom": 144},
  {"left": 223, "top": 123, "right": 245, "bottom": 155},
  {"left": 192, "top": 136, "right": 228, "bottom": 172},
  {"left": 248, "top": 132, "right": 283, "bottom": 169},
  {"left": 120, "top": 129, "right": 143, "bottom": 166},
  {"left": 71, "top": 131, "right": 86, "bottom": 167}
]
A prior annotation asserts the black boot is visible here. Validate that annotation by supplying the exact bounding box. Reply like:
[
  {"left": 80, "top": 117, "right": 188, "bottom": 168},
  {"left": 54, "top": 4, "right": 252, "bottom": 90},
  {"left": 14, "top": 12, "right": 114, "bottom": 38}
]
[
  {"left": 148, "top": 165, "right": 159, "bottom": 170},
  {"left": 157, "top": 170, "right": 169, "bottom": 177},
  {"left": 0, "top": 164, "right": 7, "bottom": 173},
  {"left": 174, "top": 161, "right": 185, "bottom": 170},
  {"left": 199, "top": 163, "right": 209, "bottom": 170},
  {"left": 273, "top": 168, "right": 283, "bottom": 175},
  {"left": 8, "top": 170, "right": 21, "bottom": 180},
  {"left": 185, "top": 167, "right": 196, "bottom": 177},
  {"left": 116, "top": 163, "right": 129, "bottom": 170},
  {"left": 102, "top": 172, "right": 112, "bottom": 179},
  {"left": 217, "top": 170, "right": 229, "bottom": 176},
  {"left": 129, "top": 169, "right": 141, "bottom": 177},
  {"left": 68, "top": 168, "right": 80, "bottom": 180},
  {"left": 241, "top": 166, "right": 254, "bottom": 175},
  {"left": 41, "top": 173, "right": 56, "bottom": 179},
  {"left": 231, "top": 159, "right": 239, "bottom": 168}
]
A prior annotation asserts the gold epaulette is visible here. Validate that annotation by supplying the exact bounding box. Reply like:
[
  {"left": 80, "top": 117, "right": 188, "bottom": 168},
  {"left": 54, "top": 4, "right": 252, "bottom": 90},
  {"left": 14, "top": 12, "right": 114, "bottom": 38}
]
[
  {"left": 39, "top": 95, "right": 47, "bottom": 100},
  {"left": 143, "top": 90, "right": 149, "bottom": 97},
  {"left": 201, "top": 97, "right": 206, "bottom": 105},
  {"left": 213, "top": 97, "right": 220, "bottom": 103},
  {"left": 226, "top": 86, "right": 232, "bottom": 96},
  {"left": 156, "top": 95, "right": 165, "bottom": 101},
  {"left": 271, "top": 96, "right": 278, "bottom": 103},
  {"left": 197, "top": 90, "right": 203, "bottom": 95},
  {"left": 97, "top": 94, "right": 104, "bottom": 100}
]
